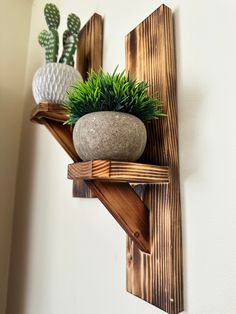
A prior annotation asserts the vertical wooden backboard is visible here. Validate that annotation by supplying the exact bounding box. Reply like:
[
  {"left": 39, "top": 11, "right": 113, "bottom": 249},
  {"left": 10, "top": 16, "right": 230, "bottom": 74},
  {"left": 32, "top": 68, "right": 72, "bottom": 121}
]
[
  {"left": 125, "top": 5, "right": 183, "bottom": 314},
  {"left": 77, "top": 13, "right": 103, "bottom": 80}
]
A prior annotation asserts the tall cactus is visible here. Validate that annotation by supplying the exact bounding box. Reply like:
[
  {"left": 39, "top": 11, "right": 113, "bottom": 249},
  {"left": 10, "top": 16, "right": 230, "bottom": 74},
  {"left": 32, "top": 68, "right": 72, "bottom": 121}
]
[
  {"left": 59, "top": 13, "right": 81, "bottom": 66},
  {"left": 38, "top": 3, "right": 60, "bottom": 63}
]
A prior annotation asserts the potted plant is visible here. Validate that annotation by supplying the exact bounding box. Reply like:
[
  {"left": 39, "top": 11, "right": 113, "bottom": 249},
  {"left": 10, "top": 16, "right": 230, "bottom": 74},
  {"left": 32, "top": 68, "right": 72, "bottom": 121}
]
[
  {"left": 64, "top": 69, "right": 165, "bottom": 162},
  {"left": 32, "top": 3, "right": 83, "bottom": 105}
]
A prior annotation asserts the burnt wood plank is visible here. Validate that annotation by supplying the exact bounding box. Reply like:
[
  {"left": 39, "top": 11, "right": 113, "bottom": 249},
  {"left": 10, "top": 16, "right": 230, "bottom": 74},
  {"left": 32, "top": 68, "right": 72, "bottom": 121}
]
[
  {"left": 87, "top": 181, "right": 150, "bottom": 253},
  {"left": 126, "top": 4, "right": 183, "bottom": 314}
]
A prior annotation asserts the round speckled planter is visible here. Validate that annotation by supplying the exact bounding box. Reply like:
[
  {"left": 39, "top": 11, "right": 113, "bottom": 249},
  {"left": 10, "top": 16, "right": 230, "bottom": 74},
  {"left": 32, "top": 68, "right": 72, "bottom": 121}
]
[
  {"left": 32, "top": 63, "right": 83, "bottom": 105},
  {"left": 73, "top": 111, "right": 147, "bottom": 162}
]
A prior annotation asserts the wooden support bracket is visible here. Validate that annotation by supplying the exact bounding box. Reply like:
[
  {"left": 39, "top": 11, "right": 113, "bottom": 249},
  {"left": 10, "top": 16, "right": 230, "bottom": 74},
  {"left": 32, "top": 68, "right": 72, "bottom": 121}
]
[
  {"left": 67, "top": 160, "right": 169, "bottom": 252},
  {"left": 87, "top": 181, "right": 150, "bottom": 253}
]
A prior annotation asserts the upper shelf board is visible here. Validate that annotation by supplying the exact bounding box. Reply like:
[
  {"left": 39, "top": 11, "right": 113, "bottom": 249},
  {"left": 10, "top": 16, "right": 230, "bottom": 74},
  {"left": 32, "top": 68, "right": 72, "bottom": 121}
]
[{"left": 31, "top": 102, "right": 67, "bottom": 124}]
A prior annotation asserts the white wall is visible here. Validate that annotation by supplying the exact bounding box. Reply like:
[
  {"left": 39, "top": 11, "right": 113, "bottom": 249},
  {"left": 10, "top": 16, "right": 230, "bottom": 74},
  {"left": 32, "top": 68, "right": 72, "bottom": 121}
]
[
  {"left": 6, "top": 0, "right": 236, "bottom": 314},
  {"left": 0, "top": 1, "right": 32, "bottom": 314}
]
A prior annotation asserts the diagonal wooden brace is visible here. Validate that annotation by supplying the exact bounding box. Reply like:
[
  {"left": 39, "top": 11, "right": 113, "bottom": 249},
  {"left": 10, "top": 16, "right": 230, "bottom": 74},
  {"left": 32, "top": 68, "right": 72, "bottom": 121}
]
[{"left": 86, "top": 181, "right": 150, "bottom": 253}]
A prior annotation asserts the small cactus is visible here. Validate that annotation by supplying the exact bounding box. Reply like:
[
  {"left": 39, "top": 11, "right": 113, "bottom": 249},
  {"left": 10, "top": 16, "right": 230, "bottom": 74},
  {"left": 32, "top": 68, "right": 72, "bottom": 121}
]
[
  {"left": 39, "top": 3, "right": 80, "bottom": 66},
  {"left": 59, "top": 13, "right": 81, "bottom": 65}
]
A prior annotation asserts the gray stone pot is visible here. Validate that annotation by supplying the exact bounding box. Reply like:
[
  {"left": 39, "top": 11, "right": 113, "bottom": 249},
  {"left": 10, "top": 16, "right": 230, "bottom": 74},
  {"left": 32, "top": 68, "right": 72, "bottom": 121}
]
[
  {"left": 32, "top": 63, "right": 82, "bottom": 104},
  {"left": 73, "top": 111, "right": 147, "bottom": 162}
]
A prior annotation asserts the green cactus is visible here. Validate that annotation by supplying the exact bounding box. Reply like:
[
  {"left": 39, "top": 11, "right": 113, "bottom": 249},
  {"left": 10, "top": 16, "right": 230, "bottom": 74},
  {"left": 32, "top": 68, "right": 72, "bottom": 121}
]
[
  {"left": 38, "top": 3, "right": 80, "bottom": 66},
  {"left": 39, "top": 3, "right": 60, "bottom": 63},
  {"left": 59, "top": 13, "right": 80, "bottom": 65}
]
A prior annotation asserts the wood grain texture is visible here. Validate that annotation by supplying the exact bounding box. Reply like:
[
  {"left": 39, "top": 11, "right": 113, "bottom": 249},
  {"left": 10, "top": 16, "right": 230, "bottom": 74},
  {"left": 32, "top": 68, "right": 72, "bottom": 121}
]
[
  {"left": 126, "top": 5, "right": 183, "bottom": 314},
  {"left": 77, "top": 13, "right": 103, "bottom": 80},
  {"left": 86, "top": 181, "right": 150, "bottom": 253},
  {"left": 30, "top": 14, "right": 103, "bottom": 197},
  {"left": 68, "top": 160, "right": 169, "bottom": 184}
]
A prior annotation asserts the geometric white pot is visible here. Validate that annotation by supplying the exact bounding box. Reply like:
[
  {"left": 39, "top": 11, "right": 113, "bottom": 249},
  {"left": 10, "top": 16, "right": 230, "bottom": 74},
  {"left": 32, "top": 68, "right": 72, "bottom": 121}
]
[{"left": 32, "top": 63, "right": 83, "bottom": 104}]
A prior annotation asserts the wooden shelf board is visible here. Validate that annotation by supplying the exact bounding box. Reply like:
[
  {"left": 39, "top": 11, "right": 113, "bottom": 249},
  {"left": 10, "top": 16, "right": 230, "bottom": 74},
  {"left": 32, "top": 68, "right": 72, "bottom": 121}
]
[
  {"left": 31, "top": 102, "right": 68, "bottom": 124},
  {"left": 68, "top": 160, "right": 170, "bottom": 184}
]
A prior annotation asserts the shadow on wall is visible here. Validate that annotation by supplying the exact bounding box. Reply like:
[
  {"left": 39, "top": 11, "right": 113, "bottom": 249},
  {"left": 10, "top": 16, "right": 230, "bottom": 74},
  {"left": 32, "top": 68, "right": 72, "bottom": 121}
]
[
  {"left": 174, "top": 6, "right": 207, "bottom": 314},
  {"left": 6, "top": 90, "right": 37, "bottom": 314},
  {"left": 0, "top": 86, "right": 29, "bottom": 314}
]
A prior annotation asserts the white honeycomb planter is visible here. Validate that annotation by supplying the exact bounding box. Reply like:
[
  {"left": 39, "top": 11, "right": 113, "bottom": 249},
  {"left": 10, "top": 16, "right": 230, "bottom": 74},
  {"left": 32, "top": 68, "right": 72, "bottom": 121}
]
[{"left": 32, "top": 63, "right": 83, "bottom": 105}]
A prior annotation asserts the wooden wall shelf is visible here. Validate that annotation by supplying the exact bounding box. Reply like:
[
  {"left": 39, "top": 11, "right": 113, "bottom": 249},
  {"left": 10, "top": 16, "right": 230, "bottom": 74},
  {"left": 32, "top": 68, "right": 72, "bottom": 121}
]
[{"left": 30, "top": 6, "right": 183, "bottom": 314}]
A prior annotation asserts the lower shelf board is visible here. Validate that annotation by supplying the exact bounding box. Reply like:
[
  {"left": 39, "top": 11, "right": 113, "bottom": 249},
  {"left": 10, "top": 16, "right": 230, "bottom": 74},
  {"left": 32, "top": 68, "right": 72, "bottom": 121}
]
[{"left": 68, "top": 160, "right": 169, "bottom": 184}]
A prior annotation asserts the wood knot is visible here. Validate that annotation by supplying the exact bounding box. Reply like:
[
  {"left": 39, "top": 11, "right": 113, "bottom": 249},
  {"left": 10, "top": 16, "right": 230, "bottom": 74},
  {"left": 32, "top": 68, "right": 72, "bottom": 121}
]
[{"left": 134, "top": 231, "right": 140, "bottom": 238}]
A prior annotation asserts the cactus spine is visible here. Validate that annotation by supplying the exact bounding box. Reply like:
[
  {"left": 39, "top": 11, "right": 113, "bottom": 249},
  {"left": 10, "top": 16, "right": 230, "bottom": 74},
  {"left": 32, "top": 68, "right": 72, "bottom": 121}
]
[
  {"left": 39, "top": 4, "right": 80, "bottom": 67},
  {"left": 38, "top": 3, "right": 60, "bottom": 63},
  {"left": 59, "top": 13, "right": 81, "bottom": 66}
]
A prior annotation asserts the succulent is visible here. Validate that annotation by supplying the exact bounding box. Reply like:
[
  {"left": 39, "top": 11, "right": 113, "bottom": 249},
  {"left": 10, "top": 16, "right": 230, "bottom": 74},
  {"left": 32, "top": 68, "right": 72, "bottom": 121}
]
[
  {"left": 59, "top": 14, "right": 81, "bottom": 66},
  {"left": 39, "top": 3, "right": 80, "bottom": 66},
  {"left": 64, "top": 68, "right": 165, "bottom": 125}
]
